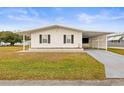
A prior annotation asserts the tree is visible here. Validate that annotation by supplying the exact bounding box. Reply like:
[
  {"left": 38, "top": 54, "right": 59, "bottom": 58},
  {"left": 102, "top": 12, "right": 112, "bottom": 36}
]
[{"left": 0, "top": 31, "right": 22, "bottom": 46}]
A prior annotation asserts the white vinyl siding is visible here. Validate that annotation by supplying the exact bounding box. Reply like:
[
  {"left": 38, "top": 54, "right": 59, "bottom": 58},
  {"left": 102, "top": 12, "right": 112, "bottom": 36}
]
[
  {"left": 91, "top": 35, "right": 107, "bottom": 49},
  {"left": 31, "top": 27, "right": 82, "bottom": 48}
]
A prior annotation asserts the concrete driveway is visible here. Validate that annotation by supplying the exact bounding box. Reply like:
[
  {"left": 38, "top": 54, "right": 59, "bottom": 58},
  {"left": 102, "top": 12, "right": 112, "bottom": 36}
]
[{"left": 85, "top": 50, "right": 124, "bottom": 78}]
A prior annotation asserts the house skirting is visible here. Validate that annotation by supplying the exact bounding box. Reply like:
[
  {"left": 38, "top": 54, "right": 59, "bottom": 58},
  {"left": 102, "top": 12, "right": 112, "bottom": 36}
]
[{"left": 27, "top": 48, "right": 84, "bottom": 52}]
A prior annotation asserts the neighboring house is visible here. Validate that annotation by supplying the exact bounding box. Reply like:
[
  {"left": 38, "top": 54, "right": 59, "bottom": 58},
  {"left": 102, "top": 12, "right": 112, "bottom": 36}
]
[
  {"left": 108, "top": 32, "right": 124, "bottom": 48},
  {"left": 19, "top": 25, "right": 110, "bottom": 51},
  {"left": 0, "top": 42, "right": 10, "bottom": 46},
  {"left": 0, "top": 41, "right": 30, "bottom": 46}
]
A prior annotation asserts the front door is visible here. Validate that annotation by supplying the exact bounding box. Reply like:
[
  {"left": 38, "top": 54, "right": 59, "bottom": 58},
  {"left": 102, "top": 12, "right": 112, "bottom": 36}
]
[{"left": 82, "top": 38, "right": 90, "bottom": 49}]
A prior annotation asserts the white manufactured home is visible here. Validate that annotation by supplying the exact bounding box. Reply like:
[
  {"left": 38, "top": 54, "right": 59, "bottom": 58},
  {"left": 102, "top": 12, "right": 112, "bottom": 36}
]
[
  {"left": 20, "top": 25, "right": 110, "bottom": 51},
  {"left": 108, "top": 32, "right": 124, "bottom": 48}
]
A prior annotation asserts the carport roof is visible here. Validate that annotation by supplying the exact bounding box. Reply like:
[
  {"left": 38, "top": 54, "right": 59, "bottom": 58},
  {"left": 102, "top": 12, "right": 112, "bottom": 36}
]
[{"left": 18, "top": 24, "right": 112, "bottom": 37}]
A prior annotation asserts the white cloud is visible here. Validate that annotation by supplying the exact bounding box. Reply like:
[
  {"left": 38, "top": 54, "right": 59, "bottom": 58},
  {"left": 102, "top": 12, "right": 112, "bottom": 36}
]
[
  {"left": 0, "top": 8, "right": 51, "bottom": 30},
  {"left": 77, "top": 11, "right": 124, "bottom": 24},
  {"left": 8, "top": 15, "right": 36, "bottom": 22},
  {"left": 27, "top": 8, "right": 40, "bottom": 17},
  {"left": 6, "top": 8, "right": 49, "bottom": 25},
  {"left": 0, "top": 8, "right": 41, "bottom": 22},
  {"left": 0, "top": 8, "right": 28, "bottom": 15},
  {"left": 54, "top": 8, "right": 63, "bottom": 11},
  {"left": 7, "top": 8, "right": 39, "bottom": 20},
  {"left": 77, "top": 13, "right": 95, "bottom": 23},
  {"left": 55, "top": 17, "right": 65, "bottom": 23},
  {"left": 7, "top": 14, "right": 50, "bottom": 29}
]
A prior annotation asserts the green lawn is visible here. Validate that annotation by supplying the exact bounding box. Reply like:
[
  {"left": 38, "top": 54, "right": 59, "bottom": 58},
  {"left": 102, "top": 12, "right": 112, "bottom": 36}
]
[
  {"left": 0, "top": 46, "right": 105, "bottom": 80},
  {"left": 108, "top": 48, "right": 124, "bottom": 55}
]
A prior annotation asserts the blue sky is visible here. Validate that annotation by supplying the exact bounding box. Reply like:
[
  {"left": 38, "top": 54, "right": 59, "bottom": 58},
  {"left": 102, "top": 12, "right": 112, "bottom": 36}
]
[{"left": 0, "top": 7, "right": 124, "bottom": 32}]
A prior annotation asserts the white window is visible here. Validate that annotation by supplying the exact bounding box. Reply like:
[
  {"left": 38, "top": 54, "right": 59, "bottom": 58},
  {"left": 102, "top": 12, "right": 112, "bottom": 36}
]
[
  {"left": 42, "top": 35, "right": 48, "bottom": 43},
  {"left": 66, "top": 35, "right": 71, "bottom": 43},
  {"left": 39, "top": 34, "right": 50, "bottom": 44},
  {"left": 64, "top": 35, "right": 74, "bottom": 44}
]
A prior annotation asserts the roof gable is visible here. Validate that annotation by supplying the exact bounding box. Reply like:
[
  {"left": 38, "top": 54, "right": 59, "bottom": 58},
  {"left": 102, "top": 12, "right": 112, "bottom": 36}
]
[
  {"left": 18, "top": 24, "right": 112, "bottom": 37},
  {"left": 22, "top": 25, "right": 84, "bottom": 34}
]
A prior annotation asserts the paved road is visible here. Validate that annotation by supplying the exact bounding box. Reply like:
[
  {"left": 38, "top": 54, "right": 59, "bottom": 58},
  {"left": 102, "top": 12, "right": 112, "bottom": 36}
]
[
  {"left": 0, "top": 79, "right": 124, "bottom": 86},
  {"left": 86, "top": 50, "right": 124, "bottom": 78}
]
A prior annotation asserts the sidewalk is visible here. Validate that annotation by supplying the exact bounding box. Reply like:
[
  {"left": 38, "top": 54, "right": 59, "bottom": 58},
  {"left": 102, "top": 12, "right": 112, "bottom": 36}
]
[{"left": 0, "top": 79, "right": 124, "bottom": 86}]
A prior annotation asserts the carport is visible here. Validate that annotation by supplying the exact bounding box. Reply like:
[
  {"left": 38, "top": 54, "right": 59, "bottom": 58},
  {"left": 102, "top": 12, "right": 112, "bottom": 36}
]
[{"left": 82, "top": 31, "right": 110, "bottom": 50}]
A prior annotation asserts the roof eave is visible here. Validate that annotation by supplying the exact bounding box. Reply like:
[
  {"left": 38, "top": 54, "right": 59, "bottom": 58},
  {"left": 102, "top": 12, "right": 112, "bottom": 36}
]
[{"left": 17, "top": 25, "right": 113, "bottom": 35}]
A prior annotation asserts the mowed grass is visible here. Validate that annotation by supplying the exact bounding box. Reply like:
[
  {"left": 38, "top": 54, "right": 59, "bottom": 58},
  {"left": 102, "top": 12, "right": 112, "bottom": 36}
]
[
  {"left": 108, "top": 48, "right": 124, "bottom": 55},
  {"left": 0, "top": 46, "right": 105, "bottom": 80}
]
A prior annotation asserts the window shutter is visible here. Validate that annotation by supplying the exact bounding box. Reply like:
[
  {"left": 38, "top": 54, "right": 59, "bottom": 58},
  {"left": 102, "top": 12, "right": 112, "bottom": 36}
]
[
  {"left": 64, "top": 35, "right": 66, "bottom": 44},
  {"left": 48, "top": 34, "right": 50, "bottom": 43},
  {"left": 39, "top": 35, "right": 42, "bottom": 43},
  {"left": 71, "top": 35, "right": 74, "bottom": 44}
]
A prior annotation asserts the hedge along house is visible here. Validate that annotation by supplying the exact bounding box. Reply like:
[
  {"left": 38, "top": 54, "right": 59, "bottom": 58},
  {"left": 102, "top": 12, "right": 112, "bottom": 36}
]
[{"left": 19, "top": 25, "right": 110, "bottom": 52}]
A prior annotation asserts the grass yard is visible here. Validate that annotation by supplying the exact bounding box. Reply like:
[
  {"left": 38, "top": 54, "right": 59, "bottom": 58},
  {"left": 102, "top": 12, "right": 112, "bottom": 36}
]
[
  {"left": 0, "top": 46, "right": 105, "bottom": 80},
  {"left": 108, "top": 48, "right": 124, "bottom": 55}
]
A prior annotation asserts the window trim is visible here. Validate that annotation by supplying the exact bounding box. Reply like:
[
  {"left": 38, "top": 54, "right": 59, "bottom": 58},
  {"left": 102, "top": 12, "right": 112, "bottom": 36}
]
[
  {"left": 71, "top": 35, "right": 74, "bottom": 44},
  {"left": 48, "top": 34, "right": 50, "bottom": 44},
  {"left": 39, "top": 35, "right": 42, "bottom": 44},
  {"left": 64, "top": 34, "right": 74, "bottom": 44},
  {"left": 39, "top": 34, "right": 50, "bottom": 44}
]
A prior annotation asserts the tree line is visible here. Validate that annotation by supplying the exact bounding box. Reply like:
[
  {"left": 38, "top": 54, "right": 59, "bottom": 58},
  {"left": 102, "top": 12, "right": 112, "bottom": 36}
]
[{"left": 0, "top": 31, "right": 29, "bottom": 46}]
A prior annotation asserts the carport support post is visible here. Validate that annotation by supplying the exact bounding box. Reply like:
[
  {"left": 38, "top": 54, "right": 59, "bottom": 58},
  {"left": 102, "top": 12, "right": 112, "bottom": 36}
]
[
  {"left": 98, "top": 38, "right": 99, "bottom": 49},
  {"left": 23, "top": 34, "right": 26, "bottom": 51},
  {"left": 106, "top": 35, "right": 108, "bottom": 51}
]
